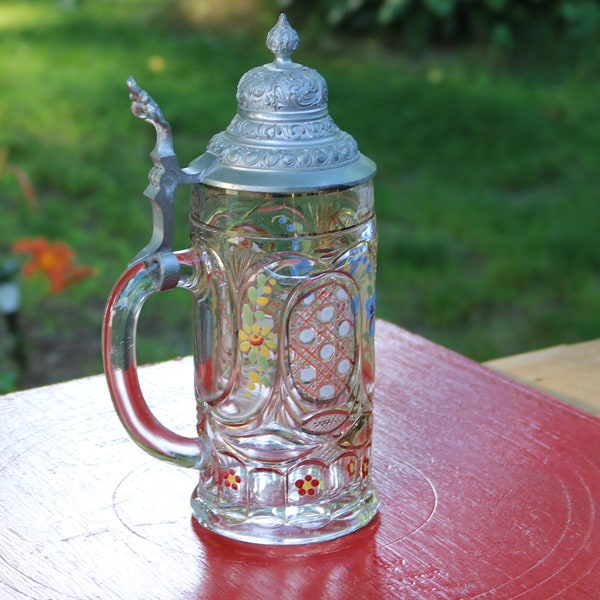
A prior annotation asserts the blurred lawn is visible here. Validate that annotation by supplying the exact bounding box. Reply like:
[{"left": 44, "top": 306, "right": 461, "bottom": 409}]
[{"left": 1, "top": 0, "right": 599, "bottom": 389}]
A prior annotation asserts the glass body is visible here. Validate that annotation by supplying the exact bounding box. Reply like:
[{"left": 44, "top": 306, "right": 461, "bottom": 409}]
[{"left": 103, "top": 181, "right": 379, "bottom": 545}]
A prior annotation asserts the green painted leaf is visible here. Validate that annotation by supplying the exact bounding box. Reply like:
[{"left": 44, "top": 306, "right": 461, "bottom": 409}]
[
  {"left": 242, "top": 303, "right": 253, "bottom": 326},
  {"left": 257, "top": 354, "right": 269, "bottom": 370}
]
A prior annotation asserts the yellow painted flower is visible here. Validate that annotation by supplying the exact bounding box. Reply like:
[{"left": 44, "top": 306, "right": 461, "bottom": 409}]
[
  {"left": 239, "top": 323, "right": 276, "bottom": 357},
  {"left": 247, "top": 370, "right": 260, "bottom": 390},
  {"left": 256, "top": 295, "right": 269, "bottom": 307}
]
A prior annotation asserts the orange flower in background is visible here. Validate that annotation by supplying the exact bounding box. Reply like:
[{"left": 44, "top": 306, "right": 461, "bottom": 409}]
[{"left": 12, "top": 237, "right": 95, "bottom": 294}]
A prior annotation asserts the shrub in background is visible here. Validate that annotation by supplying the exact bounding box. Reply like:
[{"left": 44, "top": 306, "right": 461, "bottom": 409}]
[{"left": 280, "top": 0, "right": 600, "bottom": 47}]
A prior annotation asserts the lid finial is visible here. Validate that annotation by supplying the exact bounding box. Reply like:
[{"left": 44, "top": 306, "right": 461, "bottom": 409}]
[{"left": 266, "top": 14, "right": 299, "bottom": 63}]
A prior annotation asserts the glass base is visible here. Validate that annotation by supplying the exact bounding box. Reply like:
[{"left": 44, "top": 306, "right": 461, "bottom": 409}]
[{"left": 191, "top": 485, "right": 380, "bottom": 545}]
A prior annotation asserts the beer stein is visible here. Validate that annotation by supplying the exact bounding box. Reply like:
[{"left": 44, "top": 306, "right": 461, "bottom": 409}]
[{"left": 103, "top": 15, "right": 378, "bottom": 545}]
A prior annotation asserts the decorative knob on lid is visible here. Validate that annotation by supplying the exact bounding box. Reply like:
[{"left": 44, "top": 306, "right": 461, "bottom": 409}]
[
  {"left": 200, "top": 14, "right": 376, "bottom": 193},
  {"left": 266, "top": 13, "right": 299, "bottom": 63}
]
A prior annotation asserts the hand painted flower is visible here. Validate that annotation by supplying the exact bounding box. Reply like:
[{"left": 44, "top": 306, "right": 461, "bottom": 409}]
[
  {"left": 295, "top": 475, "right": 320, "bottom": 497},
  {"left": 366, "top": 294, "right": 376, "bottom": 337},
  {"left": 220, "top": 469, "right": 241, "bottom": 491},
  {"left": 239, "top": 322, "right": 277, "bottom": 358}
]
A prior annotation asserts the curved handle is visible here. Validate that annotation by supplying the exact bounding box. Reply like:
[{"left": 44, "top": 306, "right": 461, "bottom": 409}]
[{"left": 102, "top": 250, "right": 212, "bottom": 469}]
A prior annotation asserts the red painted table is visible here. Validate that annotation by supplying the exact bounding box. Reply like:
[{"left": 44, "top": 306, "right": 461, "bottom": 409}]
[{"left": 1, "top": 320, "right": 599, "bottom": 598}]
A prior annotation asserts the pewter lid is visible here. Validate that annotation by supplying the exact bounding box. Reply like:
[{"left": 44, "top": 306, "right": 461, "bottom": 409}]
[{"left": 199, "top": 14, "right": 375, "bottom": 193}]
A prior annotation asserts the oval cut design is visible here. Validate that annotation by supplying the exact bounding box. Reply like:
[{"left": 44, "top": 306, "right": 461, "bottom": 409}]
[
  {"left": 301, "top": 409, "right": 349, "bottom": 435},
  {"left": 287, "top": 276, "right": 357, "bottom": 404}
]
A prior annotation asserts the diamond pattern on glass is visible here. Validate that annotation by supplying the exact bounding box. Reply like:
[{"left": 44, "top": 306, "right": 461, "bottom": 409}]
[{"left": 288, "top": 283, "right": 356, "bottom": 403}]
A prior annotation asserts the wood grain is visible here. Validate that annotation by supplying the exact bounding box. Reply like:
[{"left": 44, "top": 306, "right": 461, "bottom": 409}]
[
  {"left": 486, "top": 338, "right": 600, "bottom": 416},
  {"left": 1, "top": 320, "right": 599, "bottom": 599}
]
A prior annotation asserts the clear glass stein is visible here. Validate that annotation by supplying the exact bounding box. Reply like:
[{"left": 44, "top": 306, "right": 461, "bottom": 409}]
[{"left": 103, "top": 15, "right": 379, "bottom": 544}]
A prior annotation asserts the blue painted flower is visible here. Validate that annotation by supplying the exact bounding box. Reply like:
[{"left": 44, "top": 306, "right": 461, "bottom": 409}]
[{"left": 366, "top": 294, "right": 376, "bottom": 337}]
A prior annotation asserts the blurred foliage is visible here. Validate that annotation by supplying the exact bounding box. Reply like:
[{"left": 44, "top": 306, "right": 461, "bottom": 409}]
[
  {"left": 1, "top": 0, "right": 599, "bottom": 390},
  {"left": 281, "top": 0, "right": 600, "bottom": 48}
]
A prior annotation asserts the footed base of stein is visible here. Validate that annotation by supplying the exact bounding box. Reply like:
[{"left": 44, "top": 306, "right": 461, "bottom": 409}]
[{"left": 191, "top": 484, "right": 380, "bottom": 545}]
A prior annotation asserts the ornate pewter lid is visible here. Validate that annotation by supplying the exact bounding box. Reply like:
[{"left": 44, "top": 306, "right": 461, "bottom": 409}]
[{"left": 198, "top": 14, "right": 376, "bottom": 193}]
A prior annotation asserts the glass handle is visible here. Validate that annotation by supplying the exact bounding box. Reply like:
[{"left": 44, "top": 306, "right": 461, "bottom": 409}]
[{"left": 102, "top": 250, "right": 212, "bottom": 469}]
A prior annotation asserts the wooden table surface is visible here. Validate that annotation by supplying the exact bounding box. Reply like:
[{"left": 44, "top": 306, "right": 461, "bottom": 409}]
[
  {"left": 487, "top": 338, "right": 600, "bottom": 416},
  {"left": 1, "top": 320, "right": 599, "bottom": 599}
]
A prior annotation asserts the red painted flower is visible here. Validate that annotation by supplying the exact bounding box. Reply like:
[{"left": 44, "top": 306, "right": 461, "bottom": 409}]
[
  {"left": 362, "top": 457, "right": 370, "bottom": 478},
  {"left": 294, "top": 474, "right": 320, "bottom": 496},
  {"left": 221, "top": 468, "right": 241, "bottom": 491},
  {"left": 12, "top": 237, "right": 94, "bottom": 294},
  {"left": 347, "top": 460, "right": 356, "bottom": 479}
]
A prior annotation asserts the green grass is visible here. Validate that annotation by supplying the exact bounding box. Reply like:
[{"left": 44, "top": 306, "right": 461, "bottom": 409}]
[{"left": 1, "top": 0, "right": 599, "bottom": 389}]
